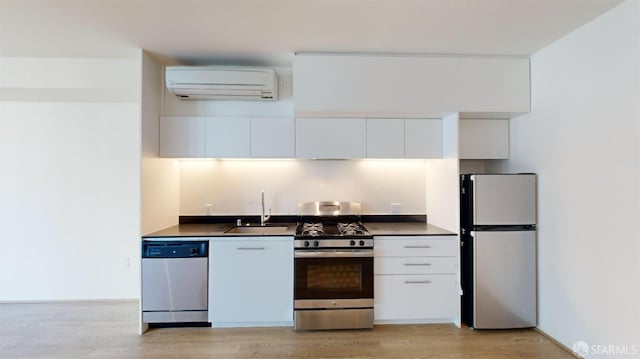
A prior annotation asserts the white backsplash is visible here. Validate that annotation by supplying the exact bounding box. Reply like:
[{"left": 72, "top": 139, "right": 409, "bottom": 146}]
[{"left": 179, "top": 159, "right": 428, "bottom": 215}]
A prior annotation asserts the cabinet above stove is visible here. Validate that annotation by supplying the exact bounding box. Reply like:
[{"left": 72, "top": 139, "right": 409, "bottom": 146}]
[{"left": 293, "top": 53, "right": 530, "bottom": 118}]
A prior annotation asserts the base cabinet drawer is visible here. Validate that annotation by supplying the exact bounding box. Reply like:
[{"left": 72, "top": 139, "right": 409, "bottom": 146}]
[
  {"left": 374, "top": 237, "right": 457, "bottom": 257},
  {"left": 375, "top": 257, "right": 457, "bottom": 275},
  {"left": 374, "top": 274, "right": 457, "bottom": 321}
]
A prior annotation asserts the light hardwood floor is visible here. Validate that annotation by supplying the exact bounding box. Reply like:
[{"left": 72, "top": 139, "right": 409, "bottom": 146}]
[{"left": 0, "top": 301, "right": 574, "bottom": 358}]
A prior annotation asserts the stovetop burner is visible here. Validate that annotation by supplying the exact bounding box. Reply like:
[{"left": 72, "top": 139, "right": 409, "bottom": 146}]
[
  {"left": 296, "top": 221, "right": 370, "bottom": 237},
  {"left": 301, "top": 223, "right": 325, "bottom": 236},
  {"left": 294, "top": 201, "right": 373, "bottom": 249},
  {"left": 295, "top": 221, "right": 372, "bottom": 249},
  {"left": 337, "top": 222, "right": 367, "bottom": 236}
]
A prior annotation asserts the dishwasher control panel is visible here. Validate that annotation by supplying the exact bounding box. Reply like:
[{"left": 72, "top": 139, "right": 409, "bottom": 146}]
[{"left": 142, "top": 241, "right": 208, "bottom": 258}]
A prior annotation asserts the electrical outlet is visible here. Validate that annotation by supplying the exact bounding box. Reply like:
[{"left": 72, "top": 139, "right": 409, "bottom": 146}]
[
  {"left": 391, "top": 203, "right": 401, "bottom": 214},
  {"left": 124, "top": 257, "right": 131, "bottom": 268}
]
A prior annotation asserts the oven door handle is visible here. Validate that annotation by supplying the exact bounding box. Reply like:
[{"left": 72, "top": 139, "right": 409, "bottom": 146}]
[{"left": 294, "top": 250, "right": 374, "bottom": 258}]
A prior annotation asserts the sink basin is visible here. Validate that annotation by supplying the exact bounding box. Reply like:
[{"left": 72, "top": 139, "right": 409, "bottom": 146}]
[{"left": 225, "top": 225, "right": 289, "bottom": 234}]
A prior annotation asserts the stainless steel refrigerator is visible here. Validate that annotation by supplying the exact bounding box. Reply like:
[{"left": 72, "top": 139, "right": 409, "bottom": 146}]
[{"left": 460, "top": 173, "right": 537, "bottom": 329}]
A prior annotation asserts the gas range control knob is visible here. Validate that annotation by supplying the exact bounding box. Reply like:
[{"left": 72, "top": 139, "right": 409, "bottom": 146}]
[
  {"left": 313, "top": 240, "right": 319, "bottom": 247},
  {"left": 359, "top": 240, "right": 365, "bottom": 246},
  {"left": 304, "top": 241, "right": 310, "bottom": 247},
  {"left": 350, "top": 240, "right": 356, "bottom": 246}
]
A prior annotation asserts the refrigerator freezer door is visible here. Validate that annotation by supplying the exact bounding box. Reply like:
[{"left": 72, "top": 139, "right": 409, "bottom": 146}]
[
  {"left": 472, "top": 174, "right": 536, "bottom": 225},
  {"left": 473, "top": 230, "right": 536, "bottom": 329}
]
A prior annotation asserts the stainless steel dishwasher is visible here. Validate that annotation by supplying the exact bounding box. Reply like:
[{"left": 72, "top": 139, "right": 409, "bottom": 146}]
[{"left": 142, "top": 241, "right": 209, "bottom": 324}]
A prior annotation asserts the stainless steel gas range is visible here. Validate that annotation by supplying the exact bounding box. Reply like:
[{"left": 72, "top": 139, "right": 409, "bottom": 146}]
[{"left": 293, "top": 201, "right": 374, "bottom": 331}]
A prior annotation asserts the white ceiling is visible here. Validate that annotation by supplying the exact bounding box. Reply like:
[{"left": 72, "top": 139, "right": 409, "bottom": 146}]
[{"left": 0, "top": 0, "right": 623, "bottom": 66}]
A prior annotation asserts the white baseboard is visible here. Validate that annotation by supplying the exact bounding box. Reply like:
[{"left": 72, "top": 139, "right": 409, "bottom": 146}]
[
  {"left": 0, "top": 298, "right": 138, "bottom": 304},
  {"left": 534, "top": 327, "right": 580, "bottom": 358},
  {"left": 374, "top": 318, "right": 455, "bottom": 325}
]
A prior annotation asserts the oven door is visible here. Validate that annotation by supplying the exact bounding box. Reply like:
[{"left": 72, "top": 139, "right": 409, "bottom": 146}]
[{"left": 294, "top": 249, "right": 373, "bottom": 301}]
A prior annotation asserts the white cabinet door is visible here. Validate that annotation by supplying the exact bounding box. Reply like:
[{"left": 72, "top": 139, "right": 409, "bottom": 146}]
[
  {"left": 294, "top": 54, "right": 530, "bottom": 116},
  {"left": 459, "top": 119, "right": 509, "bottom": 159},
  {"left": 374, "top": 274, "right": 457, "bottom": 321},
  {"left": 366, "top": 118, "right": 404, "bottom": 158},
  {"left": 159, "top": 116, "right": 205, "bottom": 158},
  {"left": 296, "top": 118, "right": 366, "bottom": 159},
  {"left": 205, "top": 117, "right": 251, "bottom": 158},
  {"left": 250, "top": 117, "right": 295, "bottom": 158},
  {"left": 404, "top": 119, "right": 442, "bottom": 158},
  {"left": 210, "top": 238, "right": 293, "bottom": 326},
  {"left": 294, "top": 54, "right": 458, "bottom": 116},
  {"left": 458, "top": 57, "right": 530, "bottom": 113}
]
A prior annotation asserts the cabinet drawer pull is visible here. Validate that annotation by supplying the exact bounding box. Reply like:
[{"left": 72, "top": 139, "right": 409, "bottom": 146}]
[
  {"left": 237, "top": 247, "right": 265, "bottom": 250},
  {"left": 404, "top": 280, "right": 431, "bottom": 284},
  {"left": 404, "top": 245, "right": 431, "bottom": 249},
  {"left": 404, "top": 263, "right": 431, "bottom": 266}
]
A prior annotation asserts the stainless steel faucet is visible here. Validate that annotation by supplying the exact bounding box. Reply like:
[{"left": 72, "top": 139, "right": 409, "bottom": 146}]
[{"left": 261, "top": 189, "right": 271, "bottom": 226}]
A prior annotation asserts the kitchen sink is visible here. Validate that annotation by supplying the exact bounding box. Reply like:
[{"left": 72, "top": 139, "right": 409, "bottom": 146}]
[{"left": 225, "top": 225, "right": 289, "bottom": 234}]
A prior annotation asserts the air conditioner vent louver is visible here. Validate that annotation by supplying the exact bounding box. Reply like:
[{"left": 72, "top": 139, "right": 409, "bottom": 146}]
[{"left": 165, "top": 66, "right": 278, "bottom": 101}]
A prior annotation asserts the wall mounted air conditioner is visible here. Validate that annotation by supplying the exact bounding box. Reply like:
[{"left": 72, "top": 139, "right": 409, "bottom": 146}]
[{"left": 165, "top": 66, "right": 278, "bottom": 101}]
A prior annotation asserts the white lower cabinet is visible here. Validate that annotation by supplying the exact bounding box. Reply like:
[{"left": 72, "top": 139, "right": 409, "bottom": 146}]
[
  {"left": 209, "top": 237, "right": 293, "bottom": 327},
  {"left": 374, "top": 236, "right": 458, "bottom": 324},
  {"left": 374, "top": 274, "right": 457, "bottom": 321}
]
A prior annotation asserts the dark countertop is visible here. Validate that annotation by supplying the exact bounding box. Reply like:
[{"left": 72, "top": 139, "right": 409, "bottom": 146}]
[
  {"left": 143, "top": 220, "right": 455, "bottom": 238},
  {"left": 142, "top": 223, "right": 297, "bottom": 238},
  {"left": 363, "top": 222, "right": 456, "bottom": 236}
]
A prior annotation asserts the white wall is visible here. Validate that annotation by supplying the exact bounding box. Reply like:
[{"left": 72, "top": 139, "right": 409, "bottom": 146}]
[
  {"left": 141, "top": 52, "right": 180, "bottom": 235},
  {"left": 498, "top": 0, "right": 640, "bottom": 351},
  {"left": 179, "top": 159, "right": 427, "bottom": 215},
  {"left": 0, "top": 56, "right": 142, "bottom": 300}
]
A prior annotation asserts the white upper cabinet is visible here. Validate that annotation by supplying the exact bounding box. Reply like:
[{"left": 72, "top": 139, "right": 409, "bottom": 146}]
[
  {"left": 405, "top": 119, "right": 442, "bottom": 158},
  {"left": 366, "top": 118, "right": 405, "bottom": 158},
  {"left": 366, "top": 118, "right": 443, "bottom": 159},
  {"left": 457, "top": 58, "right": 530, "bottom": 113},
  {"left": 205, "top": 117, "right": 251, "bottom": 158},
  {"left": 459, "top": 119, "right": 509, "bottom": 159},
  {"left": 250, "top": 117, "right": 295, "bottom": 158},
  {"left": 294, "top": 54, "right": 457, "bottom": 117},
  {"left": 159, "top": 116, "right": 205, "bottom": 158},
  {"left": 159, "top": 115, "right": 442, "bottom": 159},
  {"left": 296, "top": 118, "right": 366, "bottom": 159},
  {"left": 293, "top": 54, "right": 530, "bottom": 117}
]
